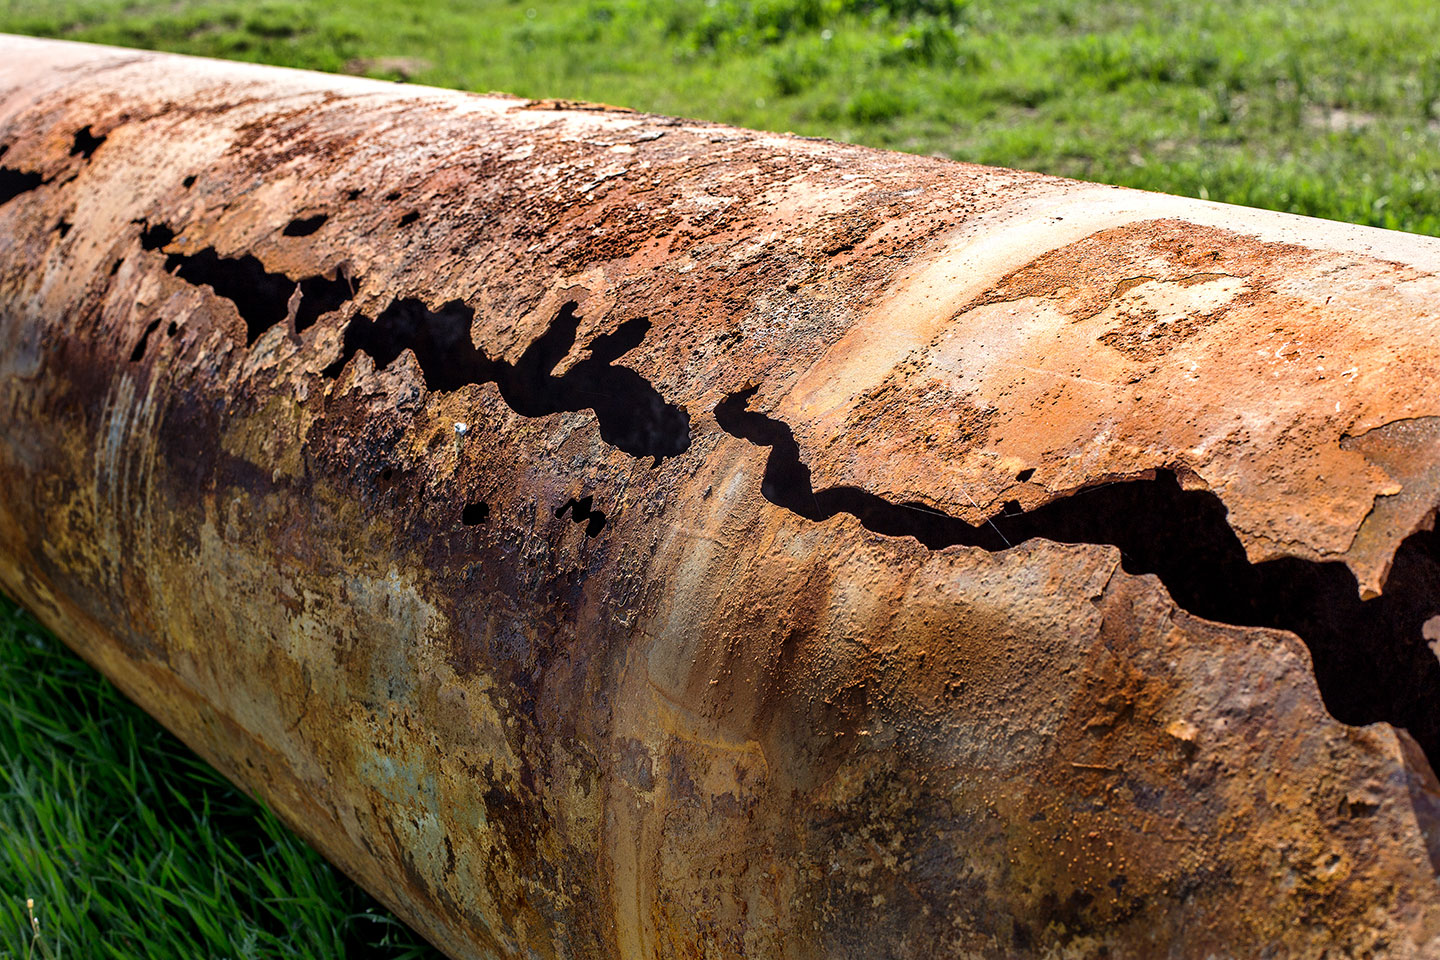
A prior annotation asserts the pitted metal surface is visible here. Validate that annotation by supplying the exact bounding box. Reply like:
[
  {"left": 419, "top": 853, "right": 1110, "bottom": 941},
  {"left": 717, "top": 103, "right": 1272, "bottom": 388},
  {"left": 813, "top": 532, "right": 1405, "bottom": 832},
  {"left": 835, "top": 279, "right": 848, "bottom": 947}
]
[{"left": 4, "top": 34, "right": 1440, "bottom": 958}]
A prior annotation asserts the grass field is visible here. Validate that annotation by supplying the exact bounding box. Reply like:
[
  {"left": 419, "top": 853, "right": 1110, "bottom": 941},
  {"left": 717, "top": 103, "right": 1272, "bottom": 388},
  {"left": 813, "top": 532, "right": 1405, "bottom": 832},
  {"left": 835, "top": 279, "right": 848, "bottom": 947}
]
[
  {"left": 2, "top": 0, "right": 1439, "bottom": 955},
  {"left": 6, "top": 0, "right": 1440, "bottom": 234}
]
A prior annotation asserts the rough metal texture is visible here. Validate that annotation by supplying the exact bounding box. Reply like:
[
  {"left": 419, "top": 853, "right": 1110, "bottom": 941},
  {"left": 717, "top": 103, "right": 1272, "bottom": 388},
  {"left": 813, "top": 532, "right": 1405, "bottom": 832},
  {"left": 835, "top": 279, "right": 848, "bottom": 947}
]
[{"left": 3, "top": 34, "right": 1440, "bottom": 958}]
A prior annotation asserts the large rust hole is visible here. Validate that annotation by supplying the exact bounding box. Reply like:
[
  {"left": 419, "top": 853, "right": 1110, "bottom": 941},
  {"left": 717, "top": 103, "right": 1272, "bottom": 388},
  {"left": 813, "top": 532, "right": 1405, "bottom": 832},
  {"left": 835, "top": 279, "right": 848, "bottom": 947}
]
[
  {"left": 556, "top": 496, "right": 606, "bottom": 537},
  {"left": 716, "top": 386, "right": 1440, "bottom": 768},
  {"left": 0, "top": 166, "right": 44, "bottom": 205},
  {"left": 130, "top": 318, "right": 162, "bottom": 362},
  {"left": 294, "top": 273, "right": 355, "bottom": 332},
  {"left": 140, "top": 221, "right": 359, "bottom": 342},
  {"left": 69, "top": 125, "right": 105, "bottom": 159},
  {"left": 324, "top": 299, "right": 691, "bottom": 464},
  {"left": 283, "top": 214, "right": 327, "bottom": 237}
]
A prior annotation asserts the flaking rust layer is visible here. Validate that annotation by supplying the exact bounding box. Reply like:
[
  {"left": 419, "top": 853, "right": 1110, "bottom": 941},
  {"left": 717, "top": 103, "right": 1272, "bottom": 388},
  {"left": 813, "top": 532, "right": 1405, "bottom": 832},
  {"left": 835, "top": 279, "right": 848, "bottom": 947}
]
[{"left": 3, "top": 34, "right": 1440, "bottom": 958}]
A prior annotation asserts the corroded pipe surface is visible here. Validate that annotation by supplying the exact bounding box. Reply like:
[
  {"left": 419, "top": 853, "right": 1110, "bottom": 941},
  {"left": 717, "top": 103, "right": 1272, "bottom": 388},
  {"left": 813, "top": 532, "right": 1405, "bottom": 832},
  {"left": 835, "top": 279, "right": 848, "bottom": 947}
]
[{"left": 6, "top": 34, "right": 1440, "bottom": 958}]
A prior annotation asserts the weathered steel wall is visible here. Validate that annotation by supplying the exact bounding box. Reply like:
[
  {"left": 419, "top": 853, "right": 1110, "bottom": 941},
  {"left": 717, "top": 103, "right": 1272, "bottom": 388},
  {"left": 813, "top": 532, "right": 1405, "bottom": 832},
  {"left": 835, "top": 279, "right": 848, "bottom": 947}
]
[{"left": 3, "top": 33, "right": 1440, "bottom": 958}]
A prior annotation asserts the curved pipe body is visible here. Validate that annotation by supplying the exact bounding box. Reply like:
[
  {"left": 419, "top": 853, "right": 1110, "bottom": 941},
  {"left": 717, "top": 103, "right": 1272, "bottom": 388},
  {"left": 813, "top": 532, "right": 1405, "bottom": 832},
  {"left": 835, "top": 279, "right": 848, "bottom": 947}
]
[{"left": 5, "top": 34, "right": 1440, "bottom": 958}]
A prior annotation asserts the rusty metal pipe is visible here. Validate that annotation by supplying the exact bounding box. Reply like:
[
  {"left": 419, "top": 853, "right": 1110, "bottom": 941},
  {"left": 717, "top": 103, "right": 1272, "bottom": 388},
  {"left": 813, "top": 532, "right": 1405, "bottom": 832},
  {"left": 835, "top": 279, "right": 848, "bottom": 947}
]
[{"left": 5, "top": 33, "right": 1440, "bottom": 958}]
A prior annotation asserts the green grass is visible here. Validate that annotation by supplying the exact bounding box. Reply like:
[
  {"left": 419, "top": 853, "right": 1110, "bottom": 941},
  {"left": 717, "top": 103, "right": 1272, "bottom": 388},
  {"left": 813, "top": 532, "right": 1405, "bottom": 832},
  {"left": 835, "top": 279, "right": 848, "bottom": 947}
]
[
  {"left": 1, "top": 0, "right": 1438, "bottom": 954},
  {"left": 0, "top": 597, "right": 440, "bottom": 959},
  {"left": 3, "top": 0, "right": 1439, "bottom": 233}
]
